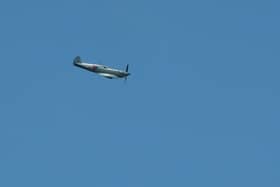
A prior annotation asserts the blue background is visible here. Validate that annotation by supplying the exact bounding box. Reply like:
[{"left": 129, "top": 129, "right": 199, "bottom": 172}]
[{"left": 0, "top": 0, "right": 279, "bottom": 186}]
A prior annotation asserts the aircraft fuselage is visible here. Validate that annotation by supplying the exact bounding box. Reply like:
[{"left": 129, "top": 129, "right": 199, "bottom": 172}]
[{"left": 73, "top": 56, "right": 130, "bottom": 79}]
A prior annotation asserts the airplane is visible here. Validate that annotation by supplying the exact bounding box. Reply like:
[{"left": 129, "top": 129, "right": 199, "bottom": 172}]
[{"left": 73, "top": 56, "right": 130, "bottom": 80}]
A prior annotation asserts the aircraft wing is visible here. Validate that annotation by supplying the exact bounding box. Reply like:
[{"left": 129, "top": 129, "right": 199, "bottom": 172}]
[{"left": 97, "top": 73, "right": 118, "bottom": 79}]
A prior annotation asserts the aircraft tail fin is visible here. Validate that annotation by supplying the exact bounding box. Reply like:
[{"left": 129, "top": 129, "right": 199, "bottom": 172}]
[{"left": 73, "top": 56, "right": 82, "bottom": 64}]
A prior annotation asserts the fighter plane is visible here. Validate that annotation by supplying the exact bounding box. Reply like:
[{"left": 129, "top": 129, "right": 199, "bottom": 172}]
[{"left": 73, "top": 56, "right": 130, "bottom": 80}]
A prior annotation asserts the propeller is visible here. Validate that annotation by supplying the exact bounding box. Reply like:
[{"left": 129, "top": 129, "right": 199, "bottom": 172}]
[
  {"left": 124, "top": 64, "right": 129, "bottom": 83},
  {"left": 125, "top": 64, "right": 129, "bottom": 72}
]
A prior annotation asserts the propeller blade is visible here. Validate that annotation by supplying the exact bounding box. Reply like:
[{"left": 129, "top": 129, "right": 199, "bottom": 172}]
[{"left": 125, "top": 64, "right": 129, "bottom": 72}]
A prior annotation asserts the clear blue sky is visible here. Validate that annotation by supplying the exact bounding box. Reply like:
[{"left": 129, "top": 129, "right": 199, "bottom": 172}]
[{"left": 0, "top": 0, "right": 279, "bottom": 186}]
